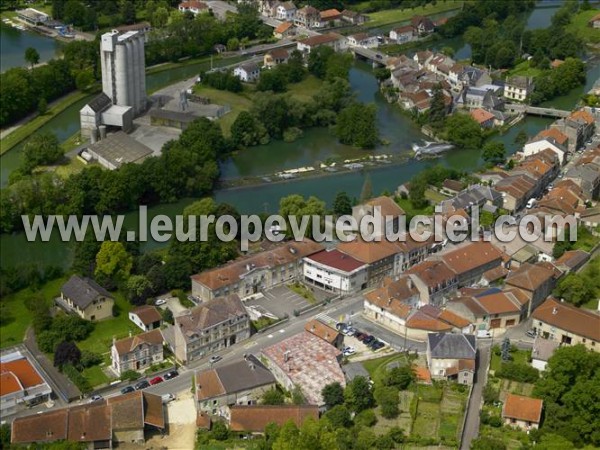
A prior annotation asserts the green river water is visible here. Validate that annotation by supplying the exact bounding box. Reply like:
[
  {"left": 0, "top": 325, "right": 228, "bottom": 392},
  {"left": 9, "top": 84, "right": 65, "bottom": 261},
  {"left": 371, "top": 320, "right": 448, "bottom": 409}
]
[{"left": 1, "top": 3, "right": 598, "bottom": 269}]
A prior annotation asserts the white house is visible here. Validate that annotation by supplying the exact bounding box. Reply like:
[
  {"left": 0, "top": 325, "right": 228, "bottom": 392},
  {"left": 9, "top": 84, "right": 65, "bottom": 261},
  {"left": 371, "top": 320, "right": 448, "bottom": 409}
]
[
  {"left": 347, "top": 32, "right": 378, "bottom": 49},
  {"left": 178, "top": 0, "right": 209, "bottom": 15},
  {"left": 303, "top": 249, "right": 368, "bottom": 294},
  {"left": 297, "top": 33, "right": 347, "bottom": 53},
  {"left": 276, "top": 1, "right": 296, "bottom": 21},
  {"left": 234, "top": 62, "right": 260, "bottom": 82},
  {"left": 504, "top": 76, "right": 534, "bottom": 102},
  {"left": 389, "top": 25, "right": 414, "bottom": 43},
  {"left": 129, "top": 305, "right": 162, "bottom": 332},
  {"left": 522, "top": 137, "right": 567, "bottom": 164}
]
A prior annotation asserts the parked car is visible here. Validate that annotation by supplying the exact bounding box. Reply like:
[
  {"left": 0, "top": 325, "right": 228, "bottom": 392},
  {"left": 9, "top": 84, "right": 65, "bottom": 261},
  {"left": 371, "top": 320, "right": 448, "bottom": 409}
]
[
  {"left": 209, "top": 355, "right": 222, "bottom": 364},
  {"left": 370, "top": 341, "right": 385, "bottom": 351},
  {"left": 161, "top": 393, "right": 176, "bottom": 403},
  {"left": 526, "top": 330, "right": 536, "bottom": 338},
  {"left": 155, "top": 299, "right": 167, "bottom": 306},
  {"left": 90, "top": 394, "right": 103, "bottom": 402},
  {"left": 120, "top": 386, "right": 135, "bottom": 395},
  {"left": 135, "top": 380, "right": 150, "bottom": 390},
  {"left": 149, "top": 376, "right": 163, "bottom": 385},
  {"left": 355, "top": 332, "right": 368, "bottom": 341},
  {"left": 343, "top": 326, "right": 356, "bottom": 336},
  {"left": 164, "top": 370, "right": 179, "bottom": 380},
  {"left": 363, "top": 335, "right": 375, "bottom": 345},
  {"left": 343, "top": 346, "right": 356, "bottom": 356}
]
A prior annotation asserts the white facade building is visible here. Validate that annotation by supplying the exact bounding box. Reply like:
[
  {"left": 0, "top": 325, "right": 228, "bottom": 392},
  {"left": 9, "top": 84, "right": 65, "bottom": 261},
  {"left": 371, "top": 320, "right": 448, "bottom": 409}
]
[
  {"left": 234, "top": 62, "right": 260, "bottom": 82},
  {"left": 303, "top": 249, "right": 368, "bottom": 294},
  {"left": 522, "top": 138, "right": 567, "bottom": 164}
]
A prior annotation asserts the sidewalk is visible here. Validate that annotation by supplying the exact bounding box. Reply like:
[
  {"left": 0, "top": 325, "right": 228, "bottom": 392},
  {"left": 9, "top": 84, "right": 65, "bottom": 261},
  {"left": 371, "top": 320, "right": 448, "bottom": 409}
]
[{"left": 24, "top": 327, "right": 82, "bottom": 402}]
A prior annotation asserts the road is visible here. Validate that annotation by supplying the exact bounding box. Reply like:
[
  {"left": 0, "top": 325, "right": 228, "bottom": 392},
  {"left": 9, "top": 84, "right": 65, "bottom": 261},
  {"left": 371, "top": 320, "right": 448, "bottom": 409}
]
[{"left": 460, "top": 344, "right": 491, "bottom": 450}]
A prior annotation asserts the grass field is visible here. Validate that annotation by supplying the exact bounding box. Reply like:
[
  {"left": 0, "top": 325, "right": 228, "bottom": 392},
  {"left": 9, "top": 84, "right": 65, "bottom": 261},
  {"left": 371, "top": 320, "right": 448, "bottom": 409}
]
[
  {"left": 77, "top": 292, "right": 140, "bottom": 354},
  {"left": 0, "top": 277, "right": 67, "bottom": 349},
  {"left": 286, "top": 75, "right": 323, "bottom": 102},
  {"left": 411, "top": 384, "right": 467, "bottom": 443},
  {"left": 363, "top": 353, "right": 411, "bottom": 384},
  {"left": 490, "top": 347, "right": 530, "bottom": 372},
  {"left": 193, "top": 85, "right": 253, "bottom": 136},
  {"left": 365, "top": 1, "right": 464, "bottom": 28},
  {"left": 566, "top": 9, "right": 600, "bottom": 44},
  {"left": 508, "top": 60, "right": 543, "bottom": 78},
  {"left": 373, "top": 390, "right": 414, "bottom": 435},
  {"left": 396, "top": 197, "right": 435, "bottom": 218}
]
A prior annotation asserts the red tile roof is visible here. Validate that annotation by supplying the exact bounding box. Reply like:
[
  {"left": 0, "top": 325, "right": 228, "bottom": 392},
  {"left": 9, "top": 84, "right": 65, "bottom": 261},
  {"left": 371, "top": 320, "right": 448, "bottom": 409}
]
[
  {"left": 131, "top": 305, "right": 162, "bottom": 325},
  {"left": 532, "top": 297, "right": 600, "bottom": 342},
  {"left": 502, "top": 394, "right": 543, "bottom": 423},
  {"left": 470, "top": 108, "right": 495, "bottom": 125},
  {"left": 275, "top": 21, "right": 293, "bottom": 34},
  {"left": 113, "top": 328, "right": 163, "bottom": 356},
  {"left": 305, "top": 249, "right": 366, "bottom": 273},
  {"left": 299, "top": 33, "right": 344, "bottom": 48},
  {"left": 536, "top": 128, "right": 568, "bottom": 146},
  {"left": 441, "top": 242, "right": 503, "bottom": 277},
  {"left": 0, "top": 357, "right": 45, "bottom": 396},
  {"left": 230, "top": 405, "right": 319, "bottom": 432},
  {"left": 505, "top": 262, "right": 556, "bottom": 292},
  {"left": 304, "top": 319, "right": 340, "bottom": 345}
]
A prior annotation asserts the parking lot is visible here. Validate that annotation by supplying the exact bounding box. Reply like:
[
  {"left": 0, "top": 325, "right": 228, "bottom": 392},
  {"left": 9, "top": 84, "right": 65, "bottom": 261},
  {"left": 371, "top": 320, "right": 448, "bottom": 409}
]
[{"left": 245, "top": 284, "right": 315, "bottom": 319}]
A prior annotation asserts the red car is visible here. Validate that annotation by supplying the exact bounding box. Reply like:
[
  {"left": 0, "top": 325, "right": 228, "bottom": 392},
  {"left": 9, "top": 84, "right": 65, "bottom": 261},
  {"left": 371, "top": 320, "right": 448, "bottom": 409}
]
[{"left": 149, "top": 376, "right": 163, "bottom": 385}]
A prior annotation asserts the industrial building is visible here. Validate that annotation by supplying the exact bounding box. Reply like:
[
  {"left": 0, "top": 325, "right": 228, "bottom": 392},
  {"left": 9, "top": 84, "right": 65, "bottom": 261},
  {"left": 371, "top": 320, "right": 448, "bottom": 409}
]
[{"left": 80, "top": 29, "right": 146, "bottom": 139}]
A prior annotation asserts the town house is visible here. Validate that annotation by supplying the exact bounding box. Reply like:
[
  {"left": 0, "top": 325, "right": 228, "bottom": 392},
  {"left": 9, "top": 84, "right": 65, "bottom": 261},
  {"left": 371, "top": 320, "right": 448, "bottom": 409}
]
[
  {"left": 163, "top": 294, "right": 251, "bottom": 364},
  {"left": 426, "top": 332, "right": 476, "bottom": 385},
  {"left": 111, "top": 329, "right": 164, "bottom": 376}
]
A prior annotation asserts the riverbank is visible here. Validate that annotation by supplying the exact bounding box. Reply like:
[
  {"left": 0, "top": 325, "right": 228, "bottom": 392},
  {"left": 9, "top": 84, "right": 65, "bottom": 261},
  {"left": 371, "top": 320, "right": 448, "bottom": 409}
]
[
  {"left": 0, "top": 89, "right": 94, "bottom": 155},
  {"left": 362, "top": 1, "right": 464, "bottom": 28}
]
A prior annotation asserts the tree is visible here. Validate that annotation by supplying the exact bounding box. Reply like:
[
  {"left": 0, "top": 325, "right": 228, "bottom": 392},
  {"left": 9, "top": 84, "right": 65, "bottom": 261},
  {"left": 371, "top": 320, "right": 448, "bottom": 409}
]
[
  {"left": 21, "top": 132, "right": 63, "bottom": 173},
  {"left": 553, "top": 273, "right": 596, "bottom": 307},
  {"left": 374, "top": 386, "right": 399, "bottom": 419},
  {"left": 24, "top": 47, "right": 40, "bottom": 69},
  {"left": 126, "top": 275, "right": 154, "bottom": 305},
  {"left": 54, "top": 341, "right": 81, "bottom": 369},
  {"left": 323, "top": 404, "right": 351, "bottom": 428},
  {"left": 75, "top": 69, "right": 95, "bottom": 91},
  {"left": 38, "top": 98, "right": 48, "bottom": 115},
  {"left": 95, "top": 241, "right": 133, "bottom": 286},
  {"left": 211, "top": 421, "right": 229, "bottom": 441},
  {"left": 482, "top": 141, "right": 506, "bottom": 165},
  {"left": 262, "top": 387, "right": 285, "bottom": 405},
  {"left": 409, "top": 177, "right": 428, "bottom": 210},
  {"left": 152, "top": 7, "right": 169, "bottom": 28},
  {"left": 231, "top": 111, "right": 268, "bottom": 147},
  {"left": 322, "top": 381, "right": 345, "bottom": 409},
  {"left": 257, "top": 69, "right": 287, "bottom": 93},
  {"left": 428, "top": 83, "right": 447, "bottom": 127},
  {"left": 444, "top": 114, "right": 484, "bottom": 150},
  {"left": 291, "top": 386, "right": 305, "bottom": 405},
  {"left": 162, "top": 307, "right": 174, "bottom": 324},
  {"left": 308, "top": 46, "right": 335, "bottom": 79},
  {"left": 120, "top": 0, "right": 136, "bottom": 24},
  {"left": 344, "top": 376, "right": 374, "bottom": 412},
  {"left": 501, "top": 337, "right": 511, "bottom": 362},
  {"left": 332, "top": 192, "right": 352, "bottom": 216},
  {"left": 471, "top": 436, "right": 507, "bottom": 450},
  {"left": 335, "top": 103, "right": 379, "bottom": 149},
  {"left": 381, "top": 366, "right": 415, "bottom": 390}
]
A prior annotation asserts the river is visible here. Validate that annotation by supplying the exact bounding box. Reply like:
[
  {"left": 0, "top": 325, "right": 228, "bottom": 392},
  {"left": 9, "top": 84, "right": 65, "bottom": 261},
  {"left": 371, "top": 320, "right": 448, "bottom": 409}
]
[
  {"left": 1, "top": 3, "right": 598, "bottom": 269},
  {"left": 0, "top": 23, "right": 62, "bottom": 72}
]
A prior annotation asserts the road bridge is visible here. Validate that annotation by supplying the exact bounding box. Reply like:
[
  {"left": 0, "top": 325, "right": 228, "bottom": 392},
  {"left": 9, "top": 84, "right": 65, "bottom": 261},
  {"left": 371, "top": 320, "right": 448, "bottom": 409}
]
[{"left": 505, "top": 103, "right": 570, "bottom": 118}]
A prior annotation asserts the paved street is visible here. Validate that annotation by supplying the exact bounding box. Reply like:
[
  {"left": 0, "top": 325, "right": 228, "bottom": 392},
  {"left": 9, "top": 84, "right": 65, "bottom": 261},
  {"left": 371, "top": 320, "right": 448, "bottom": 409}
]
[{"left": 460, "top": 344, "right": 491, "bottom": 450}]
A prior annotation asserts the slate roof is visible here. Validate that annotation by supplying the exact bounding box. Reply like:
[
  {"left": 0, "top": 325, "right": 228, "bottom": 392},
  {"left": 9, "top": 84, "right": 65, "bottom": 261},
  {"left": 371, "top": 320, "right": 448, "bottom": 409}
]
[
  {"left": 196, "top": 355, "right": 276, "bottom": 401},
  {"left": 427, "top": 333, "right": 476, "bottom": 359},
  {"left": 61, "top": 275, "right": 113, "bottom": 310},
  {"left": 86, "top": 93, "right": 111, "bottom": 113},
  {"left": 175, "top": 294, "right": 247, "bottom": 341}
]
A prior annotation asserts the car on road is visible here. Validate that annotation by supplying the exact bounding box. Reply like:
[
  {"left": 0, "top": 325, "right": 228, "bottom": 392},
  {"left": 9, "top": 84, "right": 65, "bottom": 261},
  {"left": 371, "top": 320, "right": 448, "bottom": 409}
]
[
  {"left": 343, "top": 326, "right": 356, "bottom": 336},
  {"left": 164, "top": 370, "right": 179, "bottom": 380},
  {"left": 161, "top": 393, "right": 176, "bottom": 403},
  {"left": 90, "top": 394, "right": 103, "bottom": 402},
  {"left": 526, "top": 330, "right": 536, "bottom": 338},
  {"left": 155, "top": 299, "right": 167, "bottom": 306},
  {"left": 375, "top": 54, "right": 383, "bottom": 59},
  {"left": 209, "top": 355, "right": 222, "bottom": 364},
  {"left": 149, "top": 376, "right": 163, "bottom": 385},
  {"left": 121, "top": 386, "right": 135, "bottom": 395},
  {"left": 343, "top": 346, "right": 356, "bottom": 356},
  {"left": 335, "top": 322, "right": 347, "bottom": 331},
  {"left": 135, "top": 380, "right": 150, "bottom": 390}
]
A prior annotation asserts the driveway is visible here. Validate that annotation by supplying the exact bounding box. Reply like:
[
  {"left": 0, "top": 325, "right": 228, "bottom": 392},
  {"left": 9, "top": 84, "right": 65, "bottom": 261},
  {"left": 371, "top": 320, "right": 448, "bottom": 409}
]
[
  {"left": 246, "top": 285, "right": 314, "bottom": 319},
  {"left": 460, "top": 345, "right": 491, "bottom": 450},
  {"left": 157, "top": 297, "right": 187, "bottom": 316}
]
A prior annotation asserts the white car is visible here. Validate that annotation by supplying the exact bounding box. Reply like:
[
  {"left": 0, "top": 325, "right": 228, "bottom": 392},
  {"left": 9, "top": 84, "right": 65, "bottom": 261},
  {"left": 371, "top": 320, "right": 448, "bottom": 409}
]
[
  {"left": 343, "top": 346, "right": 356, "bottom": 356},
  {"left": 155, "top": 299, "right": 167, "bottom": 306},
  {"left": 161, "top": 393, "right": 175, "bottom": 403},
  {"left": 209, "top": 355, "right": 222, "bottom": 364}
]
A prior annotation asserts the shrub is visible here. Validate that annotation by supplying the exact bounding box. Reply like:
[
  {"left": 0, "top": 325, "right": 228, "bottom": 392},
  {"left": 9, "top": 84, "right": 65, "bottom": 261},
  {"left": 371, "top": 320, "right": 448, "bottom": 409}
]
[
  {"left": 496, "top": 362, "right": 539, "bottom": 383},
  {"left": 62, "top": 364, "right": 91, "bottom": 393},
  {"left": 354, "top": 409, "right": 377, "bottom": 427},
  {"left": 120, "top": 370, "right": 141, "bottom": 381}
]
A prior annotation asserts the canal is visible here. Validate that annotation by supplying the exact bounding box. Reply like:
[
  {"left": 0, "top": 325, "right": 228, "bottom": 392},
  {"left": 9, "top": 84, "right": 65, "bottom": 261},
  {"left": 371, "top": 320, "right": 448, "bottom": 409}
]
[
  {"left": 0, "top": 23, "right": 62, "bottom": 72},
  {"left": 1, "top": 3, "right": 598, "bottom": 269}
]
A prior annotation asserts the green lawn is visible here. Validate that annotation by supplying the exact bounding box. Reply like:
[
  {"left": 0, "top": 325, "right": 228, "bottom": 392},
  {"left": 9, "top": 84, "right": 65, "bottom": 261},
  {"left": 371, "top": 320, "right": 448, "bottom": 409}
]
[
  {"left": 82, "top": 364, "right": 111, "bottom": 387},
  {"left": 490, "top": 347, "right": 531, "bottom": 372},
  {"left": 193, "top": 85, "right": 253, "bottom": 136},
  {"left": 362, "top": 353, "right": 411, "bottom": 384},
  {"left": 507, "top": 60, "right": 543, "bottom": 78},
  {"left": 573, "top": 225, "right": 599, "bottom": 252},
  {"left": 77, "top": 292, "right": 140, "bottom": 354},
  {"left": 287, "top": 75, "right": 323, "bottom": 103},
  {"left": 396, "top": 197, "right": 435, "bottom": 219},
  {"left": 365, "top": 1, "right": 464, "bottom": 28},
  {"left": 412, "top": 400, "right": 440, "bottom": 438},
  {"left": 566, "top": 9, "right": 600, "bottom": 44},
  {"left": 0, "top": 277, "right": 67, "bottom": 349},
  {"left": 425, "top": 188, "right": 449, "bottom": 203}
]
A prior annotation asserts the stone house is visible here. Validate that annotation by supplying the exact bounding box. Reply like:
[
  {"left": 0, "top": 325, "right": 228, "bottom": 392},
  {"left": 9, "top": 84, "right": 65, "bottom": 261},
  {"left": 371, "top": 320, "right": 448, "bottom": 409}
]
[
  {"left": 111, "top": 329, "right": 164, "bottom": 376},
  {"left": 426, "top": 332, "right": 476, "bottom": 385},
  {"left": 59, "top": 275, "right": 114, "bottom": 321}
]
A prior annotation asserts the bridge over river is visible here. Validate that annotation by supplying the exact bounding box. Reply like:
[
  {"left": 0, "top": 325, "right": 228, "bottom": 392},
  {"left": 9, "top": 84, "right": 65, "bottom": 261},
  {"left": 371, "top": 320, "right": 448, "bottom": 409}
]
[{"left": 505, "top": 103, "right": 571, "bottom": 118}]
